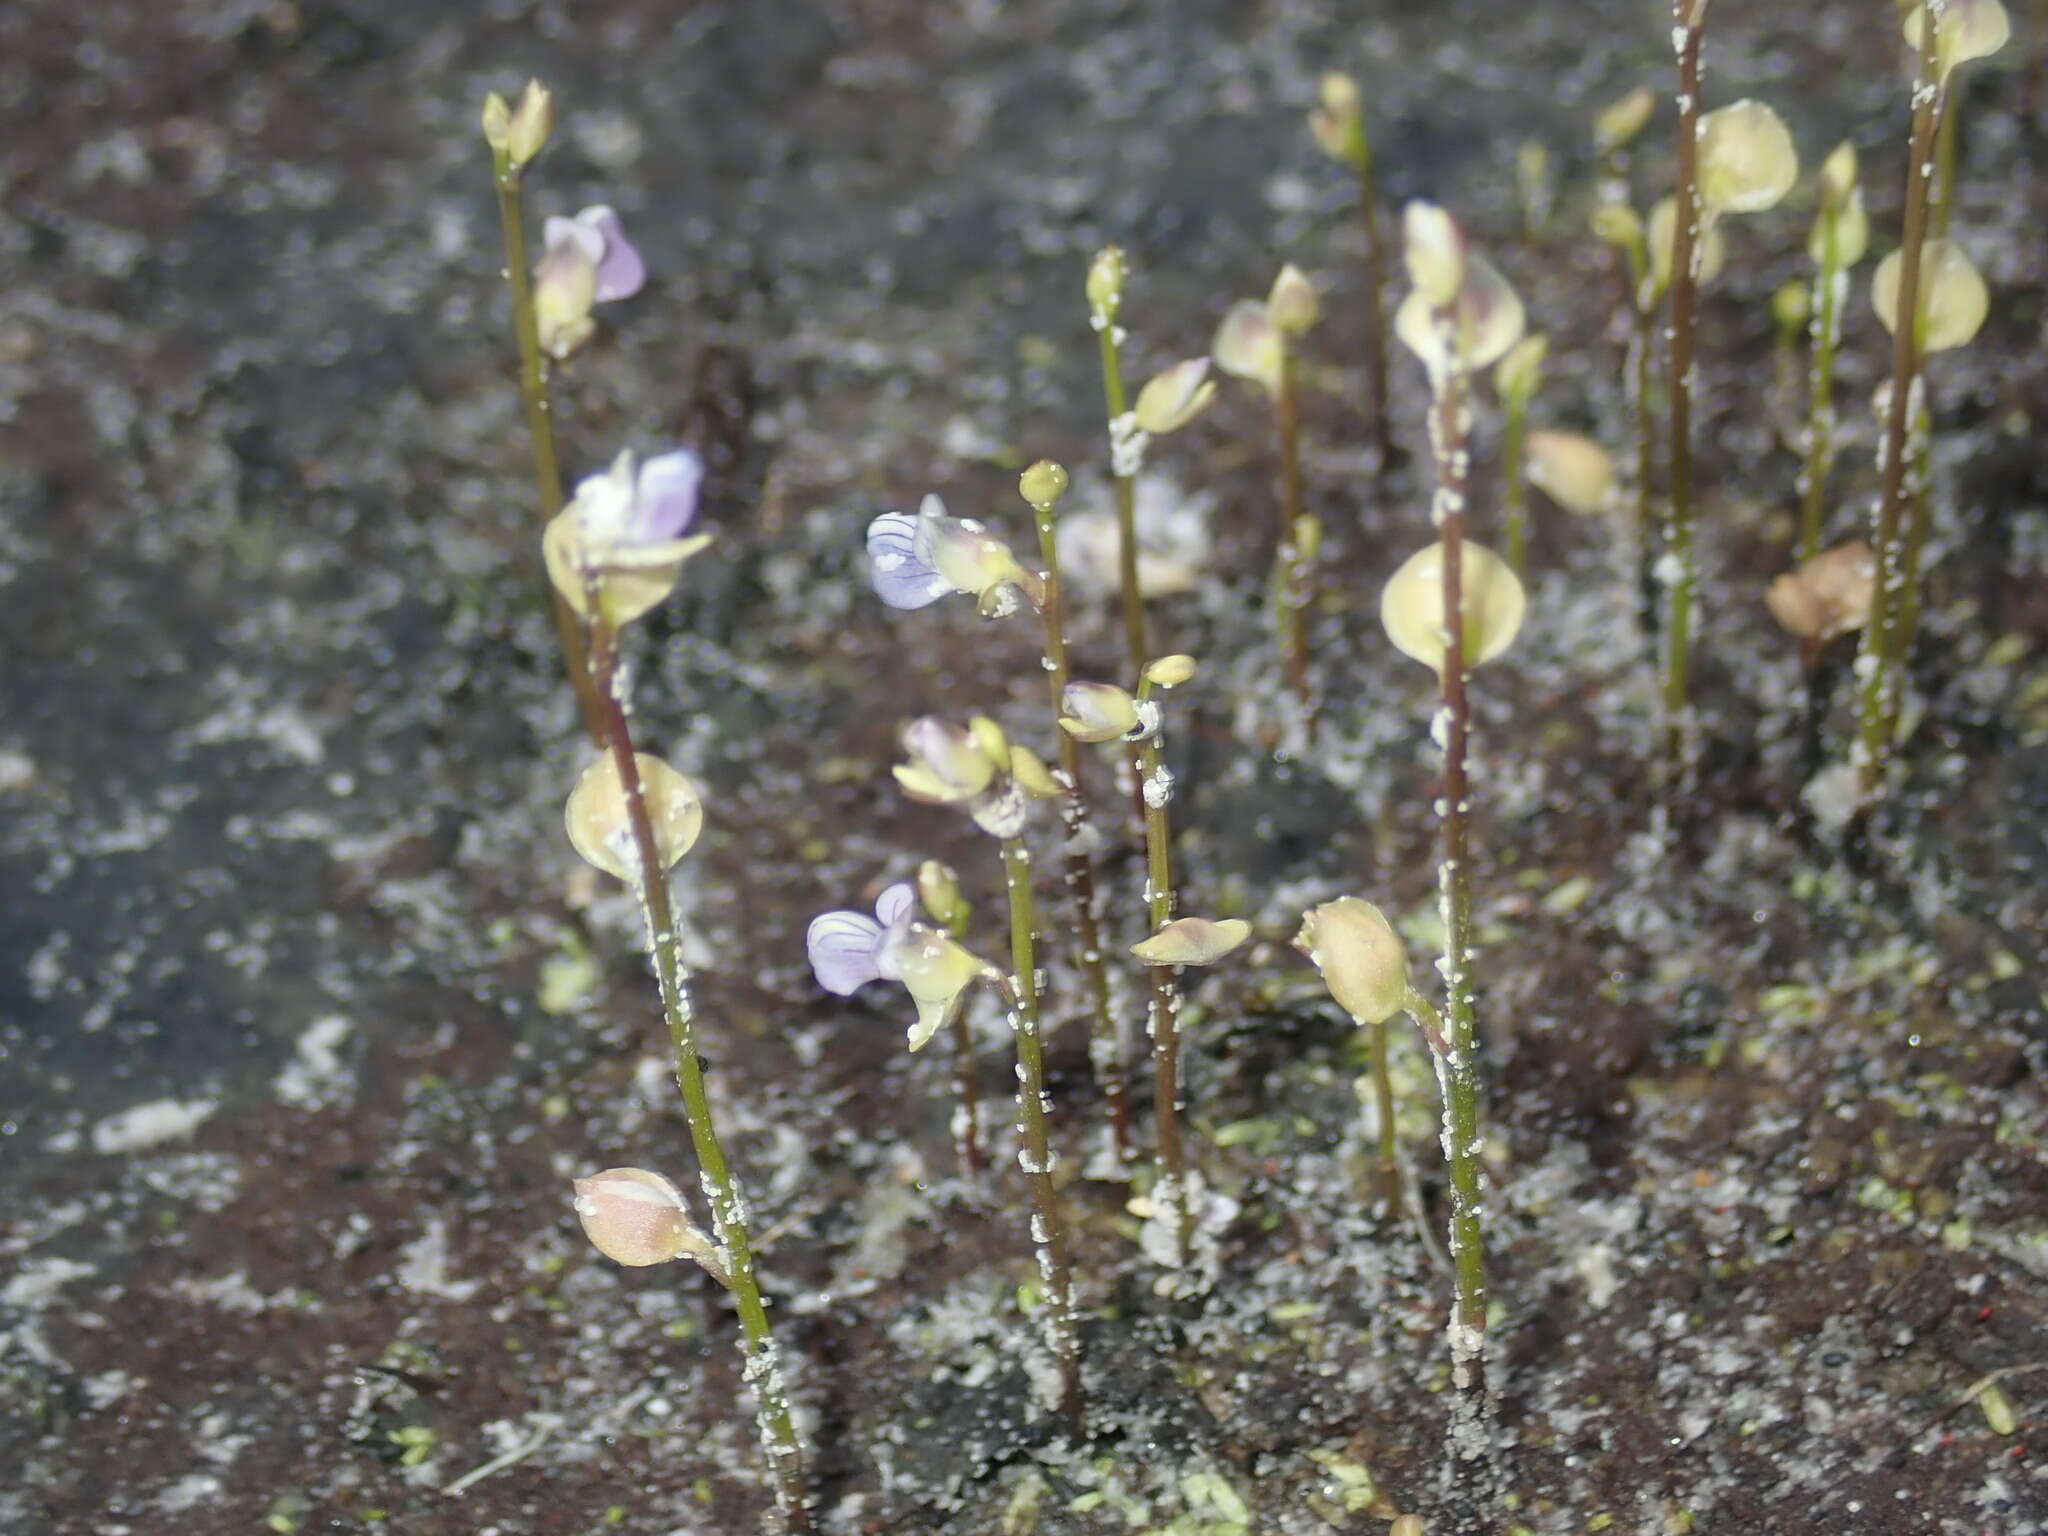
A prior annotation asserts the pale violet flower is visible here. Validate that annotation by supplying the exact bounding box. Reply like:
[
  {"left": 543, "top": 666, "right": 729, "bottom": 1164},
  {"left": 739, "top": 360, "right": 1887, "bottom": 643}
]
[
  {"left": 534, "top": 204, "right": 646, "bottom": 358},
  {"left": 866, "top": 495, "right": 1042, "bottom": 616},
  {"left": 806, "top": 882, "right": 989, "bottom": 1050},
  {"left": 543, "top": 204, "right": 646, "bottom": 303},
  {"left": 542, "top": 448, "right": 712, "bottom": 624}
]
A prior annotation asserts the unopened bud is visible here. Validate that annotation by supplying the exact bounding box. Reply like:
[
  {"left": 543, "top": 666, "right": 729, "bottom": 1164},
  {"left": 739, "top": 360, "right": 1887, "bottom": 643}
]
[
  {"left": 1008, "top": 744, "right": 1063, "bottom": 800},
  {"left": 1593, "top": 86, "right": 1655, "bottom": 153},
  {"left": 1525, "top": 431, "right": 1616, "bottom": 517},
  {"left": 1296, "top": 898, "right": 1409, "bottom": 1025},
  {"left": 1401, "top": 201, "right": 1466, "bottom": 307},
  {"left": 1019, "top": 459, "right": 1070, "bottom": 509},
  {"left": 917, "top": 859, "right": 968, "bottom": 933},
  {"left": 1494, "top": 334, "right": 1547, "bottom": 407},
  {"left": 1772, "top": 280, "right": 1811, "bottom": 335},
  {"left": 1811, "top": 185, "right": 1870, "bottom": 268},
  {"left": 1308, "top": 71, "right": 1366, "bottom": 165},
  {"left": 573, "top": 1167, "right": 727, "bottom": 1281},
  {"left": 1142, "top": 653, "right": 1198, "bottom": 689},
  {"left": 1818, "top": 140, "right": 1859, "bottom": 210},
  {"left": 481, "top": 92, "right": 513, "bottom": 152},
  {"left": 1132, "top": 916, "right": 1250, "bottom": 967},
  {"left": 1058, "top": 681, "right": 1144, "bottom": 743},
  {"left": 1647, "top": 196, "right": 1726, "bottom": 295},
  {"left": 1087, "top": 245, "right": 1127, "bottom": 321},
  {"left": 1590, "top": 203, "right": 1643, "bottom": 251},
  {"left": 1132, "top": 358, "right": 1217, "bottom": 435},
  {"left": 1266, "top": 264, "right": 1320, "bottom": 335},
  {"left": 1211, "top": 299, "right": 1284, "bottom": 395}
]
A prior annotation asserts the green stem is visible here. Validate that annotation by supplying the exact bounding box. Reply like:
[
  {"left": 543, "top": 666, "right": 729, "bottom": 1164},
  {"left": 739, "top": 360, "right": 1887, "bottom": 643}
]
[
  {"left": 1273, "top": 343, "right": 1314, "bottom": 712},
  {"left": 1130, "top": 680, "right": 1189, "bottom": 1258},
  {"left": 1367, "top": 1015, "right": 1401, "bottom": 1215},
  {"left": 1932, "top": 85, "right": 1959, "bottom": 238},
  {"left": 1855, "top": 16, "right": 1944, "bottom": 803},
  {"left": 489, "top": 147, "right": 607, "bottom": 747},
  {"left": 1502, "top": 395, "right": 1529, "bottom": 575},
  {"left": 1629, "top": 265, "right": 1662, "bottom": 642},
  {"left": 1661, "top": 10, "right": 1706, "bottom": 785},
  {"left": 1799, "top": 209, "right": 1845, "bottom": 563},
  {"left": 1028, "top": 494, "right": 1133, "bottom": 1164},
  {"left": 998, "top": 837, "right": 1083, "bottom": 1427},
  {"left": 1097, "top": 321, "right": 1149, "bottom": 672},
  {"left": 1354, "top": 149, "right": 1393, "bottom": 462},
  {"left": 581, "top": 612, "right": 809, "bottom": 1530},
  {"left": 1884, "top": 393, "right": 1937, "bottom": 748}
]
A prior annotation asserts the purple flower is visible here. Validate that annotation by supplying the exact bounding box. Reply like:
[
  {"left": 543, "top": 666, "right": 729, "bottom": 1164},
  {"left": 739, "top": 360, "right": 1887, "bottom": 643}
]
[
  {"left": 543, "top": 205, "right": 646, "bottom": 303},
  {"left": 865, "top": 495, "right": 1041, "bottom": 614},
  {"left": 805, "top": 883, "right": 917, "bottom": 995},
  {"left": 542, "top": 448, "right": 714, "bottom": 625}
]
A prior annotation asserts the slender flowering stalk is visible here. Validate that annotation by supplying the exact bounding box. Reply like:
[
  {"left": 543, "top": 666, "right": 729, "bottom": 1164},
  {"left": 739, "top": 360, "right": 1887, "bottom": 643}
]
[
  {"left": 578, "top": 605, "right": 809, "bottom": 1530},
  {"left": 1799, "top": 145, "right": 1867, "bottom": 562},
  {"left": 482, "top": 89, "right": 606, "bottom": 746},
  {"left": 997, "top": 835, "right": 1083, "bottom": 1426},
  {"left": 1272, "top": 320, "right": 1315, "bottom": 709},
  {"left": 1129, "top": 666, "right": 1189, "bottom": 1255},
  {"left": 921, "top": 861, "right": 986, "bottom": 1175},
  {"left": 1593, "top": 204, "right": 1661, "bottom": 636},
  {"left": 1661, "top": 3, "right": 1708, "bottom": 784},
  {"left": 1020, "top": 461, "right": 1132, "bottom": 1164},
  {"left": 1089, "top": 248, "right": 1150, "bottom": 671},
  {"left": 1495, "top": 336, "right": 1545, "bottom": 574},
  {"left": 1310, "top": 72, "right": 1393, "bottom": 460},
  {"left": 1886, "top": 388, "right": 1938, "bottom": 744}
]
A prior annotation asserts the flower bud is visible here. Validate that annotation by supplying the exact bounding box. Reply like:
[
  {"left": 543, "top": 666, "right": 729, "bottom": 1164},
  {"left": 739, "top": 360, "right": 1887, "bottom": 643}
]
[
  {"left": 1019, "top": 459, "right": 1070, "bottom": 509},
  {"left": 573, "top": 1167, "right": 727, "bottom": 1279},
  {"left": 1810, "top": 185, "right": 1869, "bottom": 269},
  {"left": 1818, "top": 140, "right": 1858, "bottom": 210},
  {"left": 916, "top": 859, "right": 968, "bottom": 933},
  {"left": 1904, "top": 0, "right": 2011, "bottom": 79},
  {"left": 533, "top": 238, "right": 598, "bottom": 360},
  {"left": 1872, "top": 238, "right": 1988, "bottom": 352},
  {"left": 1007, "top": 744, "right": 1063, "bottom": 800},
  {"left": 1772, "top": 280, "right": 1811, "bottom": 334},
  {"left": 1494, "top": 334, "right": 1547, "bottom": 407},
  {"left": 1525, "top": 431, "right": 1616, "bottom": 517},
  {"left": 1132, "top": 916, "right": 1251, "bottom": 967},
  {"left": 1379, "top": 541, "right": 1526, "bottom": 674},
  {"left": 1401, "top": 201, "right": 1466, "bottom": 307},
  {"left": 894, "top": 718, "right": 999, "bottom": 804},
  {"left": 1266, "top": 264, "right": 1319, "bottom": 335},
  {"left": 1393, "top": 251, "right": 1525, "bottom": 373},
  {"left": 1295, "top": 898, "right": 1409, "bottom": 1026},
  {"left": 1593, "top": 86, "right": 1655, "bottom": 153},
  {"left": 1308, "top": 71, "right": 1366, "bottom": 165},
  {"left": 504, "top": 79, "right": 555, "bottom": 167},
  {"left": 1590, "top": 203, "right": 1642, "bottom": 251},
  {"left": 565, "top": 753, "right": 704, "bottom": 884},
  {"left": 1696, "top": 99, "right": 1798, "bottom": 215},
  {"left": 481, "top": 92, "right": 512, "bottom": 152},
  {"left": 1087, "top": 245, "right": 1127, "bottom": 322},
  {"left": 1142, "top": 653, "right": 1198, "bottom": 689},
  {"left": 1765, "top": 541, "right": 1876, "bottom": 643},
  {"left": 1647, "top": 196, "right": 1726, "bottom": 295},
  {"left": 1132, "top": 358, "right": 1217, "bottom": 435},
  {"left": 1058, "top": 681, "right": 1144, "bottom": 743},
  {"left": 1212, "top": 300, "right": 1283, "bottom": 395}
]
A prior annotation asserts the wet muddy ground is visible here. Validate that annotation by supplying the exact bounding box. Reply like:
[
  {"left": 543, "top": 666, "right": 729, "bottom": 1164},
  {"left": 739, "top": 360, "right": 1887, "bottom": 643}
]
[{"left": 2, "top": 1, "right": 2045, "bottom": 1532}]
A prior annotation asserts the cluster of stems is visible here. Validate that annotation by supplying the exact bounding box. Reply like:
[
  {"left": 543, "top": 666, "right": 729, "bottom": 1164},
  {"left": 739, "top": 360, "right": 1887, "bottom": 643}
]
[
  {"left": 1022, "top": 472, "right": 1132, "bottom": 1162},
  {"left": 1660, "top": 2, "right": 1708, "bottom": 783},
  {"left": 489, "top": 121, "right": 809, "bottom": 1529},
  {"left": 1854, "top": 8, "right": 1945, "bottom": 802}
]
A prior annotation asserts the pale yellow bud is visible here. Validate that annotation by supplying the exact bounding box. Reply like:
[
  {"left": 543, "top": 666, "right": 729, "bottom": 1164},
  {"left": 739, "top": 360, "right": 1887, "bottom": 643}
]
[
  {"left": 1525, "top": 431, "right": 1616, "bottom": 517},
  {"left": 573, "top": 1167, "right": 726, "bottom": 1279},
  {"left": 1132, "top": 358, "right": 1217, "bottom": 435},
  {"left": 1772, "top": 280, "right": 1812, "bottom": 333},
  {"left": 1393, "top": 252, "right": 1525, "bottom": 373},
  {"left": 1308, "top": 71, "right": 1366, "bottom": 165},
  {"left": 1058, "top": 681, "right": 1143, "bottom": 743},
  {"left": 1904, "top": 0, "right": 2011, "bottom": 79},
  {"left": 1211, "top": 299, "right": 1284, "bottom": 395},
  {"left": 1819, "top": 140, "right": 1859, "bottom": 210},
  {"left": 1087, "top": 245, "right": 1127, "bottom": 320},
  {"left": 1593, "top": 86, "right": 1656, "bottom": 153},
  {"left": 1379, "top": 541, "right": 1526, "bottom": 674},
  {"left": 917, "top": 859, "right": 968, "bottom": 932},
  {"left": 1007, "top": 744, "right": 1063, "bottom": 800},
  {"left": 481, "top": 92, "right": 513, "bottom": 151},
  {"left": 1765, "top": 541, "right": 1876, "bottom": 643},
  {"left": 1647, "top": 197, "right": 1726, "bottom": 296},
  {"left": 1589, "top": 203, "right": 1642, "bottom": 251},
  {"left": 1142, "top": 654, "right": 1198, "bottom": 688},
  {"left": 1019, "top": 459, "right": 1070, "bottom": 509},
  {"left": 1696, "top": 99, "right": 1799, "bottom": 215},
  {"left": 1266, "top": 264, "right": 1320, "bottom": 335},
  {"left": 1295, "top": 898, "right": 1409, "bottom": 1025},
  {"left": 893, "top": 718, "right": 999, "bottom": 805},
  {"left": 564, "top": 753, "right": 704, "bottom": 884},
  {"left": 1132, "top": 917, "right": 1250, "bottom": 967},
  {"left": 1401, "top": 201, "right": 1466, "bottom": 307},
  {"left": 504, "top": 79, "right": 554, "bottom": 167},
  {"left": 1494, "top": 334, "right": 1548, "bottom": 407},
  {"left": 1872, "top": 238, "right": 1988, "bottom": 352},
  {"left": 1810, "top": 185, "right": 1870, "bottom": 268}
]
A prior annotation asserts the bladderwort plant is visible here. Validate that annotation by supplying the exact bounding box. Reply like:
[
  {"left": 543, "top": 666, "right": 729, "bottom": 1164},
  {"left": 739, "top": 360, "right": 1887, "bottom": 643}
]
[
  {"left": 866, "top": 485, "right": 1134, "bottom": 1165},
  {"left": 1060, "top": 657, "right": 1248, "bottom": 1268},
  {"left": 1853, "top": 0, "right": 2006, "bottom": 804},
  {"left": 1308, "top": 71, "right": 1393, "bottom": 462},
  {"left": 1388, "top": 201, "right": 1530, "bottom": 1464},
  {"left": 482, "top": 82, "right": 810, "bottom": 1527},
  {"left": 1798, "top": 141, "right": 1872, "bottom": 563},
  {"left": 885, "top": 715, "right": 1084, "bottom": 1426},
  {"left": 1213, "top": 265, "right": 1323, "bottom": 716},
  {"left": 1659, "top": 0, "right": 1799, "bottom": 782}
]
